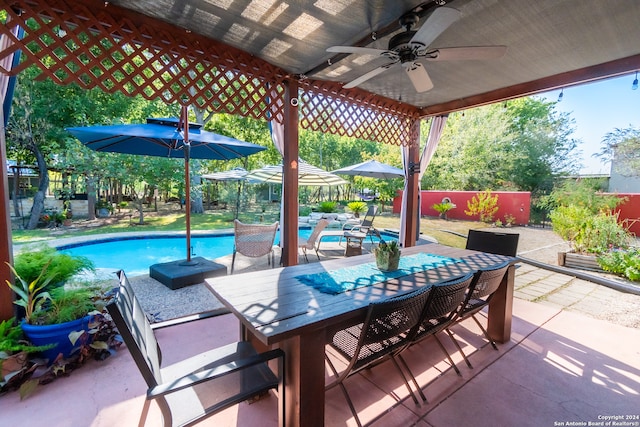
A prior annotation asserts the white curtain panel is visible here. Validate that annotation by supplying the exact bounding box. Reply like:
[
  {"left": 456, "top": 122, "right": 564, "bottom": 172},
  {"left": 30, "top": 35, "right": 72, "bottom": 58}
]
[{"left": 399, "top": 115, "right": 448, "bottom": 245}]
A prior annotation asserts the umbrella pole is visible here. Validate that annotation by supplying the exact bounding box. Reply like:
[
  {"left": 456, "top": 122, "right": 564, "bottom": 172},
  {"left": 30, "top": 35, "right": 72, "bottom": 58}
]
[{"left": 181, "top": 105, "right": 195, "bottom": 264}]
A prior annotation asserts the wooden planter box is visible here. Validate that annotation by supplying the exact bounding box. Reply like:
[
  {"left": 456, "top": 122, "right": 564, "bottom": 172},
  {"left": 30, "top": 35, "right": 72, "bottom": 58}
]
[{"left": 558, "top": 252, "right": 602, "bottom": 272}]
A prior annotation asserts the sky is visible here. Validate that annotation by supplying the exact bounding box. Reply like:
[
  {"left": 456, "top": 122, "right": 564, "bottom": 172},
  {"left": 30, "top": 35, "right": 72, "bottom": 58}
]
[{"left": 539, "top": 74, "right": 640, "bottom": 175}]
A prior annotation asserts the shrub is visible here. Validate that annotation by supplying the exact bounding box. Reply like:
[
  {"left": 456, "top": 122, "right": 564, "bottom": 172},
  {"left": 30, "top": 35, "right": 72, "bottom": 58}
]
[
  {"left": 317, "top": 201, "right": 338, "bottom": 213},
  {"left": 31, "top": 286, "right": 101, "bottom": 325},
  {"left": 13, "top": 246, "right": 94, "bottom": 287},
  {"left": 465, "top": 191, "right": 499, "bottom": 223},
  {"left": 346, "top": 201, "right": 367, "bottom": 216},
  {"left": 432, "top": 202, "right": 456, "bottom": 218},
  {"left": 597, "top": 248, "right": 640, "bottom": 282}
]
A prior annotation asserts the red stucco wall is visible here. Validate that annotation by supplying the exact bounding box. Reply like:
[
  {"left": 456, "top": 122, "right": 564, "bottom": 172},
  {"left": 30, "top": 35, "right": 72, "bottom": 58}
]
[
  {"left": 393, "top": 190, "right": 531, "bottom": 225},
  {"left": 611, "top": 193, "right": 640, "bottom": 235}
]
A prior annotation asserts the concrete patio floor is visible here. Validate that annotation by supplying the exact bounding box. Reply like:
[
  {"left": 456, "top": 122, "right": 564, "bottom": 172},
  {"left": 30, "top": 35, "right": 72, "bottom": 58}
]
[{"left": 2, "top": 232, "right": 640, "bottom": 426}]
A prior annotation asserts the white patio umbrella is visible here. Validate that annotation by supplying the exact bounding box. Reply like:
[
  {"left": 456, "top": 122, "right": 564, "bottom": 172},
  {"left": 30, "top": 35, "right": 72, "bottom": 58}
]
[
  {"left": 246, "top": 159, "right": 347, "bottom": 186},
  {"left": 201, "top": 167, "right": 248, "bottom": 219},
  {"left": 332, "top": 159, "right": 405, "bottom": 179}
]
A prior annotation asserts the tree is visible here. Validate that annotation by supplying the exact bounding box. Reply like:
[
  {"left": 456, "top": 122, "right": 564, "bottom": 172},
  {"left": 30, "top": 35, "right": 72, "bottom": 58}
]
[
  {"left": 6, "top": 65, "right": 149, "bottom": 227},
  {"left": 421, "top": 97, "right": 581, "bottom": 196},
  {"left": 597, "top": 126, "right": 640, "bottom": 177}
]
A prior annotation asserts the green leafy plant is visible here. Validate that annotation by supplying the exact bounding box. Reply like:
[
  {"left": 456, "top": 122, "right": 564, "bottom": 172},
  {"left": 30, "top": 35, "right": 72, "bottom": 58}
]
[
  {"left": 597, "top": 248, "right": 640, "bottom": 282},
  {"left": 432, "top": 202, "right": 456, "bottom": 219},
  {"left": 0, "top": 318, "right": 51, "bottom": 355},
  {"left": 13, "top": 246, "right": 94, "bottom": 288},
  {"left": 374, "top": 240, "right": 401, "bottom": 271},
  {"left": 299, "top": 206, "right": 312, "bottom": 216},
  {"left": 31, "top": 286, "right": 100, "bottom": 326},
  {"left": 346, "top": 201, "right": 367, "bottom": 217},
  {"left": 317, "top": 201, "right": 338, "bottom": 213},
  {"left": 465, "top": 191, "right": 499, "bottom": 223},
  {"left": 504, "top": 214, "right": 516, "bottom": 226},
  {"left": 96, "top": 199, "right": 114, "bottom": 213},
  {"left": 550, "top": 207, "right": 630, "bottom": 254},
  {"left": 6, "top": 262, "right": 55, "bottom": 324}
]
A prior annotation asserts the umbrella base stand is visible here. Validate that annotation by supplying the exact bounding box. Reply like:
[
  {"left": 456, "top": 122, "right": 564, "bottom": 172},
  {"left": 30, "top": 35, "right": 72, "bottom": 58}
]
[{"left": 150, "top": 257, "right": 227, "bottom": 290}]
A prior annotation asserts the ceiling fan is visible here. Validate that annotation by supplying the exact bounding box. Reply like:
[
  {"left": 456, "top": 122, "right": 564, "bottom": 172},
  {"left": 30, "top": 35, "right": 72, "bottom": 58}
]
[{"left": 327, "top": 7, "right": 507, "bottom": 92}]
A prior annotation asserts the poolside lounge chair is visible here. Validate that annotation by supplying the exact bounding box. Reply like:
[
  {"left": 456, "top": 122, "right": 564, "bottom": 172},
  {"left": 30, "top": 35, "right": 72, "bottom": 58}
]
[
  {"left": 107, "top": 270, "right": 285, "bottom": 427},
  {"left": 318, "top": 205, "right": 380, "bottom": 250},
  {"left": 298, "top": 219, "right": 330, "bottom": 262},
  {"left": 231, "top": 219, "right": 279, "bottom": 274}
]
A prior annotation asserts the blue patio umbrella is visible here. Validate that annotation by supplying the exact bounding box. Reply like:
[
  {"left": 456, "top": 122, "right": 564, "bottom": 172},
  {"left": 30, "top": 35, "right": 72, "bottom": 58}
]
[{"left": 67, "top": 106, "right": 265, "bottom": 262}]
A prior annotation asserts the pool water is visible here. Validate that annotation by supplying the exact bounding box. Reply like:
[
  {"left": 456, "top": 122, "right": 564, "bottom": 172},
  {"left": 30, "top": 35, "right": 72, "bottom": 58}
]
[{"left": 59, "top": 229, "right": 370, "bottom": 277}]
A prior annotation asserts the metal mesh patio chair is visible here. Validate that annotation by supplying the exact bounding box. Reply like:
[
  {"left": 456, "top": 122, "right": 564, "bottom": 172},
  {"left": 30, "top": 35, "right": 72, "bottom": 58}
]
[
  {"left": 325, "top": 285, "right": 433, "bottom": 427},
  {"left": 342, "top": 205, "right": 380, "bottom": 243},
  {"left": 106, "top": 270, "right": 285, "bottom": 427},
  {"left": 397, "top": 273, "right": 474, "bottom": 402},
  {"left": 231, "top": 219, "right": 279, "bottom": 274},
  {"left": 298, "top": 219, "right": 330, "bottom": 262},
  {"left": 445, "top": 262, "right": 511, "bottom": 368},
  {"left": 465, "top": 229, "right": 519, "bottom": 256}
]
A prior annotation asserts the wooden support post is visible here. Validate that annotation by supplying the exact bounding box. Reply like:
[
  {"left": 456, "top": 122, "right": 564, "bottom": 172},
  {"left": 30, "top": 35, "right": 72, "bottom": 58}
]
[
  {"left": 0, "top": 102, "right": 14, "bottom": 321},
  {"left": 282, "top": 79, "right": 299, "bottom": 267},
  {"left": 403, "top": 120, "right": 420, "bottom": 248}
]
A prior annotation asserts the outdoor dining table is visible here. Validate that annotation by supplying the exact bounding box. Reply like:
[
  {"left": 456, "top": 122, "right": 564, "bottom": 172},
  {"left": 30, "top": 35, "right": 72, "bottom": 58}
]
[{"left": 205, "top": 243, "right": 516, "bottom": 427}]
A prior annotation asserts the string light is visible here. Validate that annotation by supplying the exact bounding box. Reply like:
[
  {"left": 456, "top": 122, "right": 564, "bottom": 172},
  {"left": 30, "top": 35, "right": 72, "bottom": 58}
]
[{"left": 632, "top": 72, "right": 638, "bottom": 90}]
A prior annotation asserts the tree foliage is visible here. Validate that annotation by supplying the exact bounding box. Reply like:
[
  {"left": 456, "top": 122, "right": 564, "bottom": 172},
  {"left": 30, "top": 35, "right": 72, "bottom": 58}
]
[
  {"left": 596, "top": 126, "right": 640, "bottom": 177},
  {"left": 422, "top": 98, "right": 581, "bottom": 196}
]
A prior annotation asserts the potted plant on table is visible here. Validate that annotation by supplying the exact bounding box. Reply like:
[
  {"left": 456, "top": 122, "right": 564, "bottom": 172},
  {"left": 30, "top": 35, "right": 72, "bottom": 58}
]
[{"left": 374, "top": 240, "right": 401, "bottom": 272}]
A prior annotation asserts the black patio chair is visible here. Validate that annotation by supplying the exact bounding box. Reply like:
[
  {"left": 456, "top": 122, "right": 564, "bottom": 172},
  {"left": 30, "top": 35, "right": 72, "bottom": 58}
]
[
  {"left": 465, "top": 229, "right": 520, "bottom": 256},
  {"left": 325, "top": 284, "right": 433, "bottom": 427},
  {"left": 445, "top": 262, "right": 511, "bottom": 368},
  {"left": 107, "top": 270, "right": 285, "bottom": 427},
  {"left": 398, "top": 273, "right": 474, "bottom": 402}
]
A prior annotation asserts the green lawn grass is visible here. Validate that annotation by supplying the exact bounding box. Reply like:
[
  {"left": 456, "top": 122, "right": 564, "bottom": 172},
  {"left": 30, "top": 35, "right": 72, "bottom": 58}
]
[{"left": 12, "top": 202, "right": 479, "bottom": 248}]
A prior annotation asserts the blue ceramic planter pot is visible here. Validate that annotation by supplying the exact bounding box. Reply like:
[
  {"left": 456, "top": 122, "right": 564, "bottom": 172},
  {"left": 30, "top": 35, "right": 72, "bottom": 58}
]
[{"left": 21, "top": 315, "right": 93, "bottom": 364}]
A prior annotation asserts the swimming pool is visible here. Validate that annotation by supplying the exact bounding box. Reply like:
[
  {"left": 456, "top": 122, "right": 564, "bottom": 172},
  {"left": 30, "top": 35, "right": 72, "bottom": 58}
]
[{"left": 58, "top": 229, "right": 390, "bottom": 277}]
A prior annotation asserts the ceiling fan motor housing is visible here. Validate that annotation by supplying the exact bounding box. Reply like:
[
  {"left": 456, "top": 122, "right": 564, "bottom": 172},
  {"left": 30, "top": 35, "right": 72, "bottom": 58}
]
[{"left": 389, "top": 31, "right": 422, "bottom": 63}]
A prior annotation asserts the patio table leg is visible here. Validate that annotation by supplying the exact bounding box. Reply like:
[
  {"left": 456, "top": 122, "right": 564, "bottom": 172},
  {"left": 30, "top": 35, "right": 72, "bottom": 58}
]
[
  {"left": 487, "top": 263, "right": 515, "bottom": 343},
  {"left": 279, "top": 329, "right": 326, "bottom": 427}
]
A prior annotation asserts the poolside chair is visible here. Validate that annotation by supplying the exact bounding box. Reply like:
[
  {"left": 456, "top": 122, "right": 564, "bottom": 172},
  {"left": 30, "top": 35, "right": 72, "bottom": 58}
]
[
  {"left": 107, "top": 270, "right": 285, "bottom": 427},
  {"left": 325, "top": 284, "right": 433, "bottom": 427},
  {"left": 445, "top": 262, "right": 511, "bottom": 368},
  {"left": 298, "top": 219, "right": 330, "bottom": 262},
  {"left": 343, "top": 204, "right": 380, "bottom": 242},
  {"left": 318, "top": 205, "right": 380, "bottom": 250},
  {"left": 231, "top": 219, "right": 279, "bottom": 274}
]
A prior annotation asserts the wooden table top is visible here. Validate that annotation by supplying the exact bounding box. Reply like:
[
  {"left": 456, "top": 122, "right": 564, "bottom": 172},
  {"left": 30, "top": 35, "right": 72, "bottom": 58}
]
[{"left": 205, "top": 243, "right": 514, "bottom": 345}]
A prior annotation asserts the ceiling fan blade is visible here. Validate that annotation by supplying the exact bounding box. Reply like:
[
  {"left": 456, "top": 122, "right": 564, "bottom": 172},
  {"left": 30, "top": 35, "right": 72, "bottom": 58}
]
[
  {"left": 410, "top": 7, "right": 461, "bottom": 47},
  {"left": 405, "top": 62, "right": 433, "bottom": 92},
  {"left": 425, "top": 46, "right": 508, "bottom": 61},
  {"left": 327, "top": 46, "right": 388, "bottom": 56},
  {"left": 344, "top": 63, "right": 395, "bottom": 89}
]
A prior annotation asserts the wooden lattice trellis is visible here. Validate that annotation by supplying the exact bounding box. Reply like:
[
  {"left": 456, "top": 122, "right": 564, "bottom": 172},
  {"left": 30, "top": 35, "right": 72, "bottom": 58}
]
[{"left": 0, "top": 0, "right": 420, "bottom": 145}]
